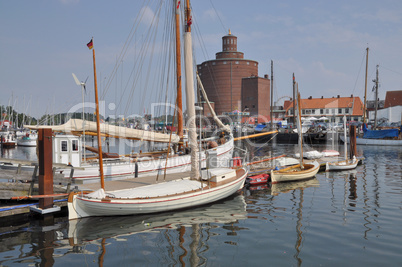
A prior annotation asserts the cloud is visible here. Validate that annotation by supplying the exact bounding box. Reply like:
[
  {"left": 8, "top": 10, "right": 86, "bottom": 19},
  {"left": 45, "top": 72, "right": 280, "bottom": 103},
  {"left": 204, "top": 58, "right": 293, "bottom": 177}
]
[
  {"left": 202, "top": 8, "right": 220, "bottom": 21},
  {"left": 353, "top": 8, "right": 402, "bottom": 23}
]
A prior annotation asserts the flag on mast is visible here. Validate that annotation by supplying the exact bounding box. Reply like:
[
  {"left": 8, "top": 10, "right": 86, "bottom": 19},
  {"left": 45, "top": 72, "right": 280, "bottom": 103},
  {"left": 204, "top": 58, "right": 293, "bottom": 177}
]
[{"left": 87, "top": 38, "right": 93, "bottom": 49}]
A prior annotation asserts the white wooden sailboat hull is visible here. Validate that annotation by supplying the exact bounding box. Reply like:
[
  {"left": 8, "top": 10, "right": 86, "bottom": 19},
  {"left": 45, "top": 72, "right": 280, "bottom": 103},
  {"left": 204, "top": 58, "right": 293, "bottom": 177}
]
[
  {"left": 68, "top": 167, "right": 247, "bottom": 219},
  {"left": 270, "top": 161, "right": 320, "bottom": 184},
  {"left": 325, "top": 157, "right": 358, "bottom": 171}
]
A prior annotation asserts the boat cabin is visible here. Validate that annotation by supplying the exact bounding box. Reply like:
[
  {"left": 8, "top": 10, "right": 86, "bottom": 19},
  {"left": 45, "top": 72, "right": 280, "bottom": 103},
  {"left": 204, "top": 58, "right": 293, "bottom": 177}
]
[{"left": 52, "top": 135, "right": 82, "bottom": 167}]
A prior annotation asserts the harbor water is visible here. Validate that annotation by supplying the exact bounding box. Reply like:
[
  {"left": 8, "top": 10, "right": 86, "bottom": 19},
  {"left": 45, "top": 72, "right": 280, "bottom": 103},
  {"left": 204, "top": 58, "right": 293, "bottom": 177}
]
[{"left": 0, "top": 140, "right": 402, "bottom": 266}]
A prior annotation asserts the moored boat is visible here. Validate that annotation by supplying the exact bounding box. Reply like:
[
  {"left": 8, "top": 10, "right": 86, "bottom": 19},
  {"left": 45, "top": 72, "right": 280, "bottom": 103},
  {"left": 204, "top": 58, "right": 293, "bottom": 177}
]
[
  {"left": 325, "top": 156, "right": 358, "bottom": 171},
  {"left": 270, "top": 161, "right": 320, "bottom": 184},
  {"left": 68, "top": 167, "right": 247, "bottom": 219},
  {"left": 270, "top": 86, "right": 320, "bottom": 184},
  {"left": 16, "top": 133, "right": 37, "bottom": 147},
  {"left": 326, "top": 116, "right": 359, "bottom": 171},
  {"left": 68, "top": 0, "right": 248, "bottom": 220},
  {"left": 246, "top": 173, "right": 269, "bottom": 186}
]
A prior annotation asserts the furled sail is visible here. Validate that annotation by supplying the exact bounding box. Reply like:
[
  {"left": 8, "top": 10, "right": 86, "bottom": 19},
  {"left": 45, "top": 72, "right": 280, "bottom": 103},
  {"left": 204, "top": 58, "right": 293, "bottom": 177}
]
[{"left": 24, "top": 119, "right": 180, "bottom": 143}]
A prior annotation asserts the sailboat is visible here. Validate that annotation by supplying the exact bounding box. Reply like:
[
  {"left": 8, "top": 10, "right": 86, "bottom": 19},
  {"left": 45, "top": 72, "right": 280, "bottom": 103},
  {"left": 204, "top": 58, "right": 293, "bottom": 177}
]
[
  {"left": 270, "top": 86, "right": 319, "bottom": 184},
  {"left": 326, "top": 116, "right": 358, "bottom": 171},
  {"left": 20, "top": 6, "right": 235, "bottom": 184},
  {"left": 67, "top": 0, "right": 248, "bottom": 220}
]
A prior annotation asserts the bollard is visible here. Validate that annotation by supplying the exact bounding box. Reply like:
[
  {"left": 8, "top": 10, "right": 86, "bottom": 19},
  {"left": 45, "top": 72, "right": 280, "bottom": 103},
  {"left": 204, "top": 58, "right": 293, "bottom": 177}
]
[{"left": 38, "top": 128, "right": 53, "bottom": 209}]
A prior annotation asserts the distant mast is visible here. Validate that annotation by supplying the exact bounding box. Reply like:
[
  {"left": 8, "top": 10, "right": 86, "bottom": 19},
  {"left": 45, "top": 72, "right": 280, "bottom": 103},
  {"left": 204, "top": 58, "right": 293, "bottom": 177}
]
[
  {"left": 363, "top": 47, "right": 369, "bottom": 124},
  {"left": 270, "top": 60, "right": 273, "bottom": 129},
  {"left": 292, "top": 73, "right": 296, "bottom": 125},
  {"left": 373, "top": 64, "right": 379, "bottom": 130}
]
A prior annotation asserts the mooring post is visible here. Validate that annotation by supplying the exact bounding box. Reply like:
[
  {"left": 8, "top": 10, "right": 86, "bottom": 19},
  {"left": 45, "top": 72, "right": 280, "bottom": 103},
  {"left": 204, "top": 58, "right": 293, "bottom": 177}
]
[
  {"left": 38, "top": 128, "right": 53, "bottom": 209},
  {"left": 349, "top": 125, "right": 357, "bottom": 159}
]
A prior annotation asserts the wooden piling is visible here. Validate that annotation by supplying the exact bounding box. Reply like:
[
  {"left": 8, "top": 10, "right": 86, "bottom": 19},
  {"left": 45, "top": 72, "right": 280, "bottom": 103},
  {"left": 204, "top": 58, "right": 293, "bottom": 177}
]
[
  {"left": 349, "top": 125, "right": 357, "bottom": 159},
  {"left": 38, "top": 128, "right": 53, "bottom": 209}
]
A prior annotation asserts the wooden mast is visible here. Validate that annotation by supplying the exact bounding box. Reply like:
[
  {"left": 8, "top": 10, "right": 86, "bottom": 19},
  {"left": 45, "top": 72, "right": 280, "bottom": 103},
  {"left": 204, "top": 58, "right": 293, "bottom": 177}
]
[
  {"left": 175, "top": 0, "right": 183, "bottom": 145},
  {"left": 296, "top": 84, "right": 304, "bottom": 169},
  {"left": 363, "top": 47, "right": 369, "bottom": 124},
  {"left": 270, "top": 60, "right": 273, "bottom": 129},
  {"left": 89, "top": 38, "right": 105, "bottom": 189},
  {"left": 185, "top": 0, "right": 191, "bottom": 33}
]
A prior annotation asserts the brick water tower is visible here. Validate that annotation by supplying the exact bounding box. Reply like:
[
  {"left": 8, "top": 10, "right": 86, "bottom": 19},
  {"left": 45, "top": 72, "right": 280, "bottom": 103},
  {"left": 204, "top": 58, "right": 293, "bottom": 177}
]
[{"left": 197, "top": 30, "right": 262, "bottom": 116}]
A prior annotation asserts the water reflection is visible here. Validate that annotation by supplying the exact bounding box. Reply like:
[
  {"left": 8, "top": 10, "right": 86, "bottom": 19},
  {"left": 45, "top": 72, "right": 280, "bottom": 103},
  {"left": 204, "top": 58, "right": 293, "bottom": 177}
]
[
  {"left": 1, "top": 145, "right": 402, "bottom": 266},
  {"left": 67, "top": 194, "right": 247, "bottom": 265}
]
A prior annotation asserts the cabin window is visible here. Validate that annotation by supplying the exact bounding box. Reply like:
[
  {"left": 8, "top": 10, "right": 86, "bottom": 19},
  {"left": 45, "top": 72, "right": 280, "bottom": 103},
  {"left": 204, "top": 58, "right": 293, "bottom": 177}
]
[
  {"left": 61, "top": 141, "right": 68, "bottom": 152},
  {"left": 72, "top": 140, "right": 79, "bottom": 151},
  {"left": 235, "top": 61, "right": 239, "bottom": 64},
  {"left": 247, "top": 62, "right": 250, "bottom": 65},
  {"left": 223, "top": 61, "right": 227, "bottom": 64}
]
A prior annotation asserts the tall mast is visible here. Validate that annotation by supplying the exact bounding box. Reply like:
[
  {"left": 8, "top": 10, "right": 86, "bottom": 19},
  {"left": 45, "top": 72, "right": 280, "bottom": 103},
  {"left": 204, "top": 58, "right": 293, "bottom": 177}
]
[
  {"left": 270, "top": 60, "right": 273, "bottom": 129},
  {"left": 175, "top": 0, "right": 183, "bottom": 144},
  {"left": 88, "top": 38, "right": 105, "bottom": 189},
  {"left": 185, "top": 0, "right": 191, "bottom": 32},
  {"left": 363, "top": 47, "right": 369, "bottom": 124},
  {"left": 183, "top": 0, "right": 199, "bottom": 179},
  {"left": 373, "top": 64, "right": 379, "bottom": 129}
]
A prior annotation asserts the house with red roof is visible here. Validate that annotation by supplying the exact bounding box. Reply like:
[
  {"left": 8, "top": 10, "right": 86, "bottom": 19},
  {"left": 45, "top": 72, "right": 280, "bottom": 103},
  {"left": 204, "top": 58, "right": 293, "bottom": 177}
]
[{"left": 283, "top": 94, "right": 364, "bottom": 123}]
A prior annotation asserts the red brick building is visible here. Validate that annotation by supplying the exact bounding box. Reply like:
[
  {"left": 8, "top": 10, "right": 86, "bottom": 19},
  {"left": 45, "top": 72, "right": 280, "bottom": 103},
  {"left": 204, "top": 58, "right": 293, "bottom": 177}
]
[
  {"left": 384, "top": 90, "right": 402, "bottom": 108},
  {"left": 197, "top": 31, "right": 270, "bottom": 118},
  {"left": 241, "top": 75, "right": 270, "bottom": 119}
]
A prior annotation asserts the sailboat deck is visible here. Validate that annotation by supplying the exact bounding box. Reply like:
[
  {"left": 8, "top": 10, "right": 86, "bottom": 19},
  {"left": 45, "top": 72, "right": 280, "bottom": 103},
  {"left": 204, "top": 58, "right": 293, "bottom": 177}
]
[{"left": 73, "top": 171, "right": 193, "bottom": 192}]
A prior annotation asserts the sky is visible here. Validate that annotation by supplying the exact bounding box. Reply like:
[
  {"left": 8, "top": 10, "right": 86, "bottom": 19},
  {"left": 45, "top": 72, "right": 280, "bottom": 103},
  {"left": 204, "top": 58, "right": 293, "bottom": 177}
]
[{"left": 1, "top": 0, "right": 402, "bottom": 120}]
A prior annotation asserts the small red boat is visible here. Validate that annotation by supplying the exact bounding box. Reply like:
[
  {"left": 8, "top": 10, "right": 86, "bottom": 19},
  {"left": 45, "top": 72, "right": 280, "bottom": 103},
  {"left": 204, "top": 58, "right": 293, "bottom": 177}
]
[{"left": 246, "top": 173, "right": 270, "bottom": 186}]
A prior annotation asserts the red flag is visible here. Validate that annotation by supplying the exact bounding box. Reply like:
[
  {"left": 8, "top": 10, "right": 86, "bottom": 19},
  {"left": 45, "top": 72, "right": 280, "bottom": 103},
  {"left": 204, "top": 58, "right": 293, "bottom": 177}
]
[{"left": 87, "top": 39, "right": 93, "bottom": 50}]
